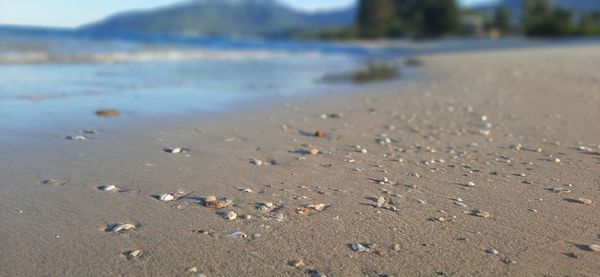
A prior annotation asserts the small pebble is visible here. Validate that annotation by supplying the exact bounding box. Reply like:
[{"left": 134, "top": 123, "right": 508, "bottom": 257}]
[
  {"left": 486, "top": 248, "right": 499, "bottom": 255},
  {"left": 225, "top": 211, "right": 237, "bottom": 220}
]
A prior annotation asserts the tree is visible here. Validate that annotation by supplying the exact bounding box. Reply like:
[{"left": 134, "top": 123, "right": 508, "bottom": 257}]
[
  {"left": 357, "top": 0, "right": 397, "bottom": 38},
  {"left": 523, "top": 0, "right": 575, "bottom": 37},
  {"left": 493, "top": 7, "right": 511, "bottom": 33},
  {"left": 579, "top": 12, "right": 600, "bottom": 35},
  {"left": 412, "top": 0, "right": 460, "bottom": 37}
]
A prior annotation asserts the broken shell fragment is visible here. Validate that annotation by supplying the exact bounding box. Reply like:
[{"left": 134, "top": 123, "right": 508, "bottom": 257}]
[
  {"left": 551, "top": 188, "right": 571, "bottom": 194},
  {"left": 165, "top": 147, "right": 182, "bottom": 154},
  {"left": 226, "top": 231, "right": 247, "bottom": 238},
  {"left": 99, "top": 185, "right": 118, "bottom": 192},
  {"left": 350, "top": 243, "right": 369, "bottom": 252},
  {"left": 288, "top": 259, "right": 306, "bottom": 268},
  {"left": 204, "top": 199, "right": 231, "bottom": 209},
  {"left": 251, "top": 159, "right": 264, "bottom": 166},
  {"left": 486, "top": 248, "right": 499, "bottom": 255},
  {"left": 314, "top": 131, "right": 325, "bottom": 138},
  {"left": 204, "top": 195, "right": 217, "bottom": 202},
  {"left": 308, "top": 148, "right": 319, "bottom": 155},
  {"left": 472, "top": 210, "right": 490, "bottom": 218},
  {"left": 124, "top": 250, "right": 142, "bottom": 259},
  {"left": 588, "top": 244, "right": 600, "bottom": 252},
  {"left": 225, "top": 211, "right": 237, "bottom": 220},
  {"left": 159, "top": 194, "right": 175, "bottom": 202},
  {"left": 109, "top": 223, "right": 136, "bottom": 233},
  {"left": 573, "top": 198, "right": 592, "bottom": 205}
]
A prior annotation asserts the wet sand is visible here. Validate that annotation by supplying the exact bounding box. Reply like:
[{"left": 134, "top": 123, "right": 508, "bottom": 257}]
[{"left": 1, "top": 45, "right": 599, "bottom": 276}]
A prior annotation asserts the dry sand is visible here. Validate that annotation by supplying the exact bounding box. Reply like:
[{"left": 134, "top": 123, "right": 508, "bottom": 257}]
[{"left": 1, "top": 45, "right": 599, "bottom": 276}]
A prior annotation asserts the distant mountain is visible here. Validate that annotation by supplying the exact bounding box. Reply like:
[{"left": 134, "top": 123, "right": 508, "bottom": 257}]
[
  {"left": 81, "top": 0, "right": 356, "bottom": 38},
  {"left": 474, "top": 0, "right": 600, "bottom": 21}
]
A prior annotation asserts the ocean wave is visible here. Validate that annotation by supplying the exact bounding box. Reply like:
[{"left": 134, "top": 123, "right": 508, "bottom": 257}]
[{"left": 0, "top": 49, "right": 323, "bottom": 64}]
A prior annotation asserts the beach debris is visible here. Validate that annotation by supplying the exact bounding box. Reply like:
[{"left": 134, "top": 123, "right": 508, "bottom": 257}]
[
  {"left": 486, "top": 248, "right": 499, "bottom": 255},
  {"left": 392, "top": 244, "right": 401, "bottom": 251},
  {"left": 66, "top": 135, "right": 87, "bottom": 141},
  {"left": 502, "top": 258, "right": 517, "bottom": 265},
  {"left": 465, "top": 182, "right": 476, "bottom": 187},
  {"left": 587, "top": 244, "right": 600, "bottom": 252},
  {"left": 225, "top": 211, "right": 237, "bottom": 220},
  {"left": 226, "top": 231, "right": 247, "bottom": 239},
  {"left": 296, "top": 203, "right": 327, "bottom": 215},
  {"left": 528, "top": 208, "right": 538, "bottom": 213},
  {"left": 251, "top": 159, "right": 264, "bottom": 166},
  {"left": 551, "top": 188, "right": 571, "bottom": 194},
  {"left": 42, "top": 179, "right": 66, "bottom": 187},
  {"left": 314, "top": 131, "right": 325, "bottom": 138},
  {"left": 257, "top": 202, "right": 275, "bottom": 211},
  {"left": 159, "top": 193, "right": 175, "bottom": 202},
  {"left": 95, "top": 109, "right": 121, "bottom": 117},
  {"left": 187, "top": 267, "right": 197, "bottom": 273},
  {"left": 108, "top": 223, "right": 136, "bottom": 234},
  {"left": 164, "top": 147, "right": 183, "bottom": 154},
  {"left": 350, "top": 243, "right": 370, "bottom": 252},
  {"left": 571, "top": 198, "right": 593, "bottom": 205},
  {"left": 308, "top": 148, "right": 320, "bottom": 155},
  {"left": 360, "top": 148, "right": 368, "bottom": 154},
  {"left": 376, "top": 197, "right": 386, "bottom": 208},
  {"left": 203, "top": 197, "right": 231, "bottom": 209},
  {"left": 99, "top": 185, "right": 118, "bottom": 192},
  {"left": 123, "top": 250, "right": 142, "bottom": 259},
  {"left": 240, "top": 188, "right": 253, "bottom": 193},
  {"left": 471, "top": 210, "right": 491, "bottom": 218},
  {"left": 287, "top": 259, "right": 306, "bottom": 268},
  {"left": 454, "top": 201, "right": 468, "bottom": 208}
]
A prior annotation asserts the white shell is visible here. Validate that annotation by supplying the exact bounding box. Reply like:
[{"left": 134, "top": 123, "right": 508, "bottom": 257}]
[
  {"left": 486, "top": 248, "right": 499, "bottom": 255},
  {"left": 251, "top": 159, "right": 264, "bottom": 166},
  {"left": 100, "top": 185, "right": 117, "bottom": 192},
  {"left": 466, "top": 182, "right": 476, "bottom": 187},
  {"left": 128, "top": 250, "right": 142, "bottom": 258},
  {"left": 168, "top": 147, "right": 182, "bottom": 154},
  {"left": 226, "top": 231, "right": 247, "bottom": 238},
  {"left": 110, "top": 223, "right": 136, "bottom": 233},
  {"left": 588, "top": 244, "right": 600, "bottom": 252},
  {"left": 159, "top": 194, "right": 175, "bottom": 202},
  {"left": 225, "top": 211, "right": 237, "bottom": 220},
  {"left": 351, "top": 243, "right": 369, "bottom": 252}
]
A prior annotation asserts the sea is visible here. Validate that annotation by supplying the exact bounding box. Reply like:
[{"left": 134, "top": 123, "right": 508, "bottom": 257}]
[{"left": 0, "top": 27, "right": 597, "bottom": 139}]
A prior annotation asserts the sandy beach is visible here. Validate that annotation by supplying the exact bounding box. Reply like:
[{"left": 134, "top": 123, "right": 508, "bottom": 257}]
[{"left": 1, "top": 44, "right": 599, "bottom": 276}]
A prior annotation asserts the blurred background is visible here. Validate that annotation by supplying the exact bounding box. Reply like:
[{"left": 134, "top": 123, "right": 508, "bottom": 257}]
[{"left": 0, "top": 0, "right": 598, "bottom": 137}]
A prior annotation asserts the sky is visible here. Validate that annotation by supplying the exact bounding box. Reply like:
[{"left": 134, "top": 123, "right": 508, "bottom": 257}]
[{"left": 0, "top": 0, "right": 494, "bottom": 28}]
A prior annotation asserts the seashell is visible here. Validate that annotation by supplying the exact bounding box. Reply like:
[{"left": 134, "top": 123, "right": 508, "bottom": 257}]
[
  {"left": 226, "top": 231, "right": 247, "bottom": 238},
  {"left": 109, "top": 223, "right": 136, "bottom": 233},
  {"left": 100, "top": 185, "right": 118, "bottom": 192},
  {"left": 126, "top": 250, "right": 142, "bottom": 259},
  {"left": 486, "top": 248, "right": 499, "bottom": 255},
  {"left": 574, "top": 198, "right": 592, "bottom": 205},
  {"left": 376, "top": 197, "right": 386, "bottom": 208},
  {"left": 166, "top": 147, "right": 182, "bottom": 154},
  {"left": 205, "top": 200, "right": 230, "bottom": 209},
  {"left": 308, "top": 148, "right": 319, "bottom": 155},
  {"left": 308, "top": 203, "right": 326, "bottom": 211},
  {"left": 288, "top": 259, "right": 305, "bottom": 268},
  {"left": 95, "top": 109, "right": 121, "bottom": 117},
  {"left": 187, "top": 267, "right": 197, "bottom": 273},
  {"left": 241, "top": 188, "right": 253, "bottom": 193},
  {"left": 264, "top": 202, "right": 274, "bottom": 208},
  {"left": 296, "top": 207, "right": 310, "bottom": 215},
  {"left": 360, "top": 148, "right": 368, "bottom": 154},
  {"left": 159, "top": 194, "right": 175, "bottom": 202},
  {"left": 473, "top": 210, "right": 490, "bottom": 218},
  {"left": 465, "top": 182, "right": 476, "bottom": 187},
  {"left": 225, "top": 211, "right": 237, "bottom": 220},
  {"left": 588, "top": 244, "right": 600, "bottom": 252},
  {"left": 67, "top": 135, "right": 87, "bottom": 141},
  {"left": 204, "top": 195, "right": 217, "bottom": 202},
  {"left": 251, "top": 159, "right": 263, "bottom": 166},
  {"left": 314, "top": 131, "right": 325, "bottom": 138},
  {"left": 454, "top": 201, "right": 468, "bottom": 208},
  {"left": 551, "top": 188, "right": 571, "bottom": 194},
  {"left": 351, "top": 243, "right": 369, "bottom": 252}
]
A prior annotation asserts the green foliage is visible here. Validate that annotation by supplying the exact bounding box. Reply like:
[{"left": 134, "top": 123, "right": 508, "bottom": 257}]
[
  {"left": 357, "top": 0, "right": 397, "bottom": 38},
  {"left": 579, "top": 12, "right": 600, "bottom": 35},
  {"left": 493, "top": 7, "right": 511, "bottom": 32},
  {"left": 356, "top": 0, "right": 460, "bottom": 38},
  {"left": 523, "top": 0, "right": 576, "bottom": 37}
]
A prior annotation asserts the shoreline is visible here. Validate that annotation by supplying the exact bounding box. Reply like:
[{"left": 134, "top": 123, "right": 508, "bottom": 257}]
[{"left": 1, "top": 45, "right": 600, "bottom": 276}]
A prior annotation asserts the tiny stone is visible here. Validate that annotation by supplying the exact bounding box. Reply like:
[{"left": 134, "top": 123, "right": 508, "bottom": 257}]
[
  {"left": 225, "top": 211, "right": 237, "bottom": 220},
  {"left": 486, "top": 248, "right": 499, "bottom": 255}
]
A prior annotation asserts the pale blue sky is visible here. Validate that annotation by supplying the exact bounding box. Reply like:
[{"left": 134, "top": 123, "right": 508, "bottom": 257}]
[{"left": 0, "top": 0, "right": 494, "bottom": 28}]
